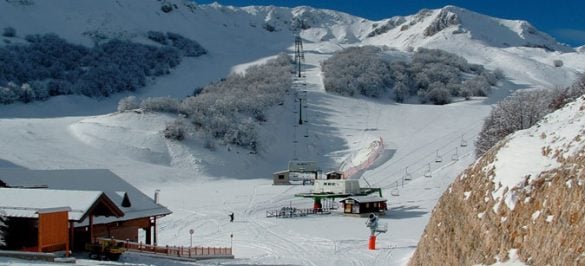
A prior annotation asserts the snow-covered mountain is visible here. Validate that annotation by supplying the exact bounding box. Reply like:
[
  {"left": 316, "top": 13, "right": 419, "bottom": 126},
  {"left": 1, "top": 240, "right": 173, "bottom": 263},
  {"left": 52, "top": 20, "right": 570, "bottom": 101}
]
[
  {"left": 364, "top": 5, "right": 572, "bottom": 52},
  {"left": 1, "top": 1, "right": 584, "bottom": 265},
  {"left": 1, "top": 0, "right": 584, "bottom": 100}
]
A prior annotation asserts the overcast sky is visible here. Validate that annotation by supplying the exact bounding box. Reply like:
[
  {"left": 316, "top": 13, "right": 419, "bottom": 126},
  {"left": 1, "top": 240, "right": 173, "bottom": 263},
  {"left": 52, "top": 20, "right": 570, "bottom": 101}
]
[{"left": 196, "top": 0, "right": 585, "bottom": 47}]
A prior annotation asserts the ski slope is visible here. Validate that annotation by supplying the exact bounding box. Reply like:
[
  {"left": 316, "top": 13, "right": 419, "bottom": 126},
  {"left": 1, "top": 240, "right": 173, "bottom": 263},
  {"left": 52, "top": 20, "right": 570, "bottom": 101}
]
[
  {"left": 0, "top": 40, "right": 494, "bottom": 265},
  {"left": 1, "top": 1, "right": 584, "bottom": 265}
]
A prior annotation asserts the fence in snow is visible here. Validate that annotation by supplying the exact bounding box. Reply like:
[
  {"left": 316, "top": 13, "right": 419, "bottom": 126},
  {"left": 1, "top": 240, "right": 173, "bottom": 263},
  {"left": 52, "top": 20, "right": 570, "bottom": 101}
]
[{"left": 98, "top": 238, "right": 233, "bottom": 259}]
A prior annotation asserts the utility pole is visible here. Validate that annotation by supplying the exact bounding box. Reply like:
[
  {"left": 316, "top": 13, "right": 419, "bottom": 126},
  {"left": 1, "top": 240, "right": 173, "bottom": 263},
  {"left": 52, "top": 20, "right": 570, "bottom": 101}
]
[
  {"left": 298, "top": 98, "right": 303, "bottom": 125},
  {"left": 189, "top": 229, "right": 194, "bottom": 248},
  {"left": 230, "top": 233, "right": 233, "bottom": 250}
]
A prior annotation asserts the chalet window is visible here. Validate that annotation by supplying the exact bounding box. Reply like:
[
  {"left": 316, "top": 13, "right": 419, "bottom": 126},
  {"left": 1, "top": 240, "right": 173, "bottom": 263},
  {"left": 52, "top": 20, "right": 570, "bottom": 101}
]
[{"left": 278, "top": 175, "right": 285, "bottom": 179}]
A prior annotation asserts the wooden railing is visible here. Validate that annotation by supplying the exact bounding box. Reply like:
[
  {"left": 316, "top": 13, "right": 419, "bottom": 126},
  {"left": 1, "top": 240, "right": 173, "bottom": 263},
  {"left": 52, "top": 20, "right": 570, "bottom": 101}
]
[
  {"left": 96, "top": 238, "right": 232, "bottom": 258},
  {"left": 266, "top": 207, "right": 332, "bottom": 218}
]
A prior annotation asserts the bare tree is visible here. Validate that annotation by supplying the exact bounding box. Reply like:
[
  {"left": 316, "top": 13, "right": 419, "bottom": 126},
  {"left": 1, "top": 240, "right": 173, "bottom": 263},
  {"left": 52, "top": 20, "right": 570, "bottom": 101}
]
[{"left": 475, "top": 89, "right": 553, "bottom": 157}]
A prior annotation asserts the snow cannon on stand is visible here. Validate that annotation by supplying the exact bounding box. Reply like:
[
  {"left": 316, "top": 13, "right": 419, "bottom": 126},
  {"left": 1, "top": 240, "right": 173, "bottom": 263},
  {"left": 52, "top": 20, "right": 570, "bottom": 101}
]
[{"left": 365, "top": 213, "right": 387, "bottom": 250}]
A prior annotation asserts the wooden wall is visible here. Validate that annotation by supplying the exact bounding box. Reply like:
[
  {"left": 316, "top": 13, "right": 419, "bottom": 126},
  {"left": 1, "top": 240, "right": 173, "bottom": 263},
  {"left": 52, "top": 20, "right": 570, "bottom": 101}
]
[{"left": 38, "top": 211, "right": 69, "bottom": 253}]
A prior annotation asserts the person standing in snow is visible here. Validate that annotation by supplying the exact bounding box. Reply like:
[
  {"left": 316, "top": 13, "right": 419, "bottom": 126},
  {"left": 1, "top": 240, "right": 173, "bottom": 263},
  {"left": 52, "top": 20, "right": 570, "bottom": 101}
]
[{"left": 229, "top": 212, "right": 234, "bottom": 222}]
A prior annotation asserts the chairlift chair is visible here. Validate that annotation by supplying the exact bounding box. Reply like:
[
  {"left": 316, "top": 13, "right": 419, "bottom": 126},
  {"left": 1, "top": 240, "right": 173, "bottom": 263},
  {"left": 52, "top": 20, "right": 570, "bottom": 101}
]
[
  {"left": 460, "top": 135, "right": 468, "bottom": 147},
  {"left": 435, "top": 150, "right": 443, "bottom": 163},
  {"left": 451, "top": 147, "right": 459, "bottom": 161},
  {"left": 391, "top": 188, "right": 400, "bottom": 196},
  {"left": 424, "top": 163, "right": 432, "bottom": 178},
  {"left": 403, "top": 167, "right": 413, "bottom": 181}
]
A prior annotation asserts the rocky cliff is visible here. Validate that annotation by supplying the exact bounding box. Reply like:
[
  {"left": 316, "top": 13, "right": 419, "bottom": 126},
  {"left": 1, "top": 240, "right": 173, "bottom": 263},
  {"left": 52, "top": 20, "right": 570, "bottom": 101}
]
[{"left": 410, "top": 96, "right": 585, "bottom": 265}]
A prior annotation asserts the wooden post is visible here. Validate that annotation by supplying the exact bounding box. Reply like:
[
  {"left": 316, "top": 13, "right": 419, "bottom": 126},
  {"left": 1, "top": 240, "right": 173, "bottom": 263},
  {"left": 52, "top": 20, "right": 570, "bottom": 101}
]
[
  {"left": 145, "top": 224, "right": 152, "bottom": 245},
  {"left": 153, "top": 216, "right": 157, "bottom": 246},
  {"left": 37, "top": 220, "right": 42, "bottom": 252},
  {"left": 89, "top": 213, "right": 94, "bottom": 243},
  {"left": 69, "top": 221, "right": 74, "bottom": 257}
]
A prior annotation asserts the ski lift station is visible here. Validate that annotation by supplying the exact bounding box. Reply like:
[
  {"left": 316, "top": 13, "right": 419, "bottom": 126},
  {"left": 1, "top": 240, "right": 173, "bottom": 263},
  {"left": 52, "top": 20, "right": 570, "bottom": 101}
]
[
  {"left": 291, "top": 168, "right": 385, "bottom": 213},
  {"left": 272, "top": 160, "right": 319, "bottom": 185}
]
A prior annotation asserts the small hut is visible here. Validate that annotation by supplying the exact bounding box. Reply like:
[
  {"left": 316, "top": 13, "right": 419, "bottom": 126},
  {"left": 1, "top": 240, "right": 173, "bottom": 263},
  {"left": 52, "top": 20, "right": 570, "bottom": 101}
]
[
  {"left": 272, "top": 170, "right": 291, "bottom": 185},
  {"left": 339, "top": 196, "right": 387, "bottom": 215},
  {"left": 273, "top": 161, "right": 319, "bottom": 185}
]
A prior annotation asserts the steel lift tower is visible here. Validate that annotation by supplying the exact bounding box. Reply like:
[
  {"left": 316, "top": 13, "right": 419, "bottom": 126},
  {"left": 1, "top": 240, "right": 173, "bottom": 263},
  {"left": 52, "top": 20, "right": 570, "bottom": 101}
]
[{"left": 294, "top": 34, "right": 304, "bottom": 78}]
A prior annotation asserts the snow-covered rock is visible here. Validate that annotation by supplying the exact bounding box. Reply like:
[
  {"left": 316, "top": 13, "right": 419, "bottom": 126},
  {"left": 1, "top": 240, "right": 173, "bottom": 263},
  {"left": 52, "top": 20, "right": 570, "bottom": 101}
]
[{"left": 410, "top": 96, "right": 585, "bottom": 265}]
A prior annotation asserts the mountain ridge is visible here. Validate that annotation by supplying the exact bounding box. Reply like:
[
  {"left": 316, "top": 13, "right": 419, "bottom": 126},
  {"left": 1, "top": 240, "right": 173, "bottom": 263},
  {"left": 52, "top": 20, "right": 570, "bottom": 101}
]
[{"left": 0, "top": 0, "right": 577, "bottom": 50}]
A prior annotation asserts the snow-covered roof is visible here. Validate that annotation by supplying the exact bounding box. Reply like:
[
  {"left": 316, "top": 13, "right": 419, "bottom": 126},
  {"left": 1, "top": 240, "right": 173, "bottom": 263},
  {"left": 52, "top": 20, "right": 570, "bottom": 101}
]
[
  {"left": 339, "top": 196, "right": 387, "bottom": 203},
  {"left": 0, "top": 188, "right": 103, "bottom": 221},
  {"left": 273, "top": 170, "right": 289, "bottom": 175},
  {"left": 0, "top": 169, "right": 171, "bottom": 225}
]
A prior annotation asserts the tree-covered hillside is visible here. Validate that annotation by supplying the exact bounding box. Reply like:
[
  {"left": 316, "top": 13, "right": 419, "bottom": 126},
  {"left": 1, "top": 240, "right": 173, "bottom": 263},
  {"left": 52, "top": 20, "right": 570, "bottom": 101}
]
[
  {"left": 119, "top": 53, "right": 294, "bottom": 152},
  {"left": 0, "top": 32, "right": 205, "bottom": 104},
  {"left": 322, "top": 46, "right": 503, "bottom": 104}
]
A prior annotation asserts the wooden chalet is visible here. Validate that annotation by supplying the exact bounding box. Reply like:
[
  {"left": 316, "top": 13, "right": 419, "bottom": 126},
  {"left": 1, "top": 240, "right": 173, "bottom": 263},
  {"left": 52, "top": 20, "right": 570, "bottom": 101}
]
[
  {"left": 0, "top": 169, "right": 172, "bottom": 252},
  {"left": 339, "top": 196, "right": 388, "bottom": 215},
  {"left": 0, "top": 188, "right": 123, "bottom": 254}
]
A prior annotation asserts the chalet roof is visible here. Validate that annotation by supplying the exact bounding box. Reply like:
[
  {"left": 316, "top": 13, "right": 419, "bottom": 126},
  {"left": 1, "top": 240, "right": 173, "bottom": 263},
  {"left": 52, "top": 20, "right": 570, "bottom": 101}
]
[
  {"left": 0, "top": 169, "right": 171, "bottom": 226},
  {"left": 339, "top": 195, "right": 387, "bottom": 203},
  {"left": 0, "top": 188, "right": 123, "bottom": 221},
  {"left": 273, "top": 170, "right": 289, "bottom": 175}
]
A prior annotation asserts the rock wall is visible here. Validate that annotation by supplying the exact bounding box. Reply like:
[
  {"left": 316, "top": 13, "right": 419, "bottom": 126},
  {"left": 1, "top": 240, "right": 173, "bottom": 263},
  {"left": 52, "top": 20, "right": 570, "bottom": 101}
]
[{"left": 409, "top": 99, "right": 585, "bottom": 265}]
